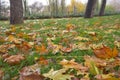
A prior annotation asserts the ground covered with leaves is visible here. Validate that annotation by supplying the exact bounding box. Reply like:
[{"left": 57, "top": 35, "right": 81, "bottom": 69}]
[{"left": 0, "top": 15, "right": 120, "bottom": 80}]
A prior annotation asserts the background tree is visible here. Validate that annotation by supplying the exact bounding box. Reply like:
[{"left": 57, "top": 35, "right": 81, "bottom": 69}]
[
  {"left": 67, "top": 0, "right": 85, "bottom": 16},
  {"left": 0, "top": 0, "right": 1, "bottom": 18},
  {"left": 84, "top": 0, "right": 97, "bottom": 18},
  {"left": 95, "top": 0, "right": 99, "bottom": 14},
  {"left": 61, "top": 0, "right": 65, "bottom": 17},
  {"left": 23, "top": 0, "right": 29, "bottom": 17},
  {"left": 29, "top": 2, "right": 43, "bottom": 15},
  {"left": 48, "top": 0, "right": 59, "bottom": 17},
  {"left": 99, "top": 0, "right": 107, "bottom": 16},
  {"left": 109, "top": 0, "right": 120, "bottom": 13},
  {"left": 55, "top": 0, "right": 58, "bottom": 17},
  {"left": 10, "top": 0, "right": 24, "bottom": 24}
]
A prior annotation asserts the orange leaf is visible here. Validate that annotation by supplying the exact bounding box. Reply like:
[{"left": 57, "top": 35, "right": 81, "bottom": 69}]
[
  {"left": 39, "top": 57, "right": 48, "bottom": 65},
  {"left": 35, "top": 44, "right": 48, "bottom": 54},
  {"left": 93, "top": 45, "right": 118, "bottom": 59}
]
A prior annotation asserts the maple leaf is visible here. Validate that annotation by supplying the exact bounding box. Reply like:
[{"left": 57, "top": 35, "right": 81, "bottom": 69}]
[
  {"left": 84, "top": 56, "right": 107, "bottom": 69},
  {"left": 20, "top": 67, "right": 45, "bottom": 80},
  {"left": 114, "top": 40, "right": 120, "bottom": 48},
  {"left": 6, "top": 35, "right": 21, "bottom": 44},
  {"left": 0, "top": 70, "right": 4, "bottom": 80},
  {"left": 35, "top": 44, "right": 48, "bottom": 54},
  {"left": 38, "top": 57, "right": 48, "bottom": 65},
  {"left": 43, "top": 68, "right": 73, "bottom": 80},
  {"left": 0, "top": 36, "right": 5, "bottom": 43},
  {"left": 84, "top": 55, "right": 107, "bottom": 75},
  {"left": 107, "top": 58, "right": 120, "bottom": 69},
  {"left": 0, "top": 44, "right": 15, "bottom": 54},
  {"left": 66, "top": 24, "right": 75, "bottom": 31},
  {"left": 47, "top": 39, "right": 62, "bottom": 54},
  {"left": 15, "top": 41, "right": 32, "bottom": 53},
  {"left": 60, "top": 44, "right": 73, "bottom": 53},
  {"left": 93, "top": 45, "right": 118, "bottom": 59},
  {"left": 95, "top": 74, "right": 120, "bottom": 80},
  {"left": 60, "top": 59, "right": 88, "bottom": 72},
  {"left": 4, "top": 54, "right": 25, "bottom": 65},
  {"left": 74, "top": 42, "right": 91, "bottom": 50}
]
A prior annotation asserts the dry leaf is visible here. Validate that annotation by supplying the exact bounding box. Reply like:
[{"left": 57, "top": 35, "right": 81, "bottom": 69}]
[
  {"left": 20, "top": 67, "right": 45, "bottom": 80},
  {"left": 38, "top": 57, "right": 48, "bottom": 65},
  {"left": 15, "top": 41, "right": 32, "bottom": 53},
  {"left": 84, "top": 55, "right": 107, "bottom": 69},
  {"left": 35, "top": 44, "right": 48, "bottom": 54},
  {"left": 43, "top": 68, "right": 73, "bottom": 80},
  {"left": 0, "top": 44, "right": 15, "bottom": 54},
  {"left": 66, "top": 24, "right": 75, "bottom": 31},
  {"left": 4, "top": 54, "right": 25, "bottom": 65},
  {"left": 0, "top": 70, "right": 4, "bottom": 80},
  {"left": 93, "top": 45, "right": 118, "bottom": 59},
  {"left": 88, "top": 32, "right": 97, "bottom": 36},
  {"left": 60, "top": 59, "right": 88, "bottom": 72}
]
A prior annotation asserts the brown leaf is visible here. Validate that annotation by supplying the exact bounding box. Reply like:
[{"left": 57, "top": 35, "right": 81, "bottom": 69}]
[
  {"left": 38, "top": 57, "right": 48, "bottom": 65},
  {"left": 60, "top": 44, "right": 73, "bottom": 53},
  {"left": 84, "top": 55, "right": 107, "bottom": 69},
  {"left": 60, "top": 59, "right": 88, "bottom": 72},
  {"left": 20, "top": 67, "right": 45, "bottom": 80},
  {"left": 0, "top": 70, "right": 4, "bottom": 80},
  {"left": 4, "top": 54, "right": 25, "bottom": 65},
  {"left": 0, "top": 44, "right": 15, "bottom": 54},
  {"left": 93, "top": 45, "right": 118, "bottom": 59},
  {"left": 15, "top": 41, "right": 32, "bottom": 53},
  {"left": 66, "top": 24, "right": 75, "bottom": 31},
  {"left": 35, "top": 44, "right": 48, "bottom": 54}
]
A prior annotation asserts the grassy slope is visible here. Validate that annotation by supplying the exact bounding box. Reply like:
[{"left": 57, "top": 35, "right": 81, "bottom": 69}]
[{"left": 0, "top": 15, "right": 120, "bottom": 79}]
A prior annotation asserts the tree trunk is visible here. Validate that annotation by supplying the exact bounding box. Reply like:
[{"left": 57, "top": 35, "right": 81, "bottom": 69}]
[
  {"left": 0, "top": 0, "right": 1, "bottom": 18},
  {"left": 95, "top": 0, "right": 99, "bottom": 14},
  {"left": 61, "top": 0, "right": 65, "bottom": 17},
  {"left": 10, "top": 0, "right": 24, "bottom": 24},
  {"left": 84, "top": 0, "right": 97, "bottom": 18},
  {"left": 99, "top": 0, "right": 107, "bottom": 16}
]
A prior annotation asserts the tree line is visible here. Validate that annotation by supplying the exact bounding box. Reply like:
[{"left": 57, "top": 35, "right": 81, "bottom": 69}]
[{"left": 0, "top": 0, "right": 119, "bottom": 24}]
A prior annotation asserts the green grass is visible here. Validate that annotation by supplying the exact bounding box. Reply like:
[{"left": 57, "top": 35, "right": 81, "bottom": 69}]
[{"left": 0, "top": 15, "right": 120, "bottom": 79}]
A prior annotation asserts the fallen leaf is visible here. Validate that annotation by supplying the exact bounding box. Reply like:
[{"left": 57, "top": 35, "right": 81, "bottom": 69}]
[
  {"left": 60, "top": 59, "right": 88, "bottom": 72},
  {"left": 43, "top": 68, "right": 73, "bottom": 80},
  {"left": 88, "top": 32, "right": 97, "bottom": 36},
  {"left": 0, "top": 70, "right": 4, "bottom": 80},
  {"left": 60, "top": 44, "right": 73, "bottom": 53},
  {"left": 95, "top": 74, "right": 120, "bottom": 80},
  {"left": 84, "top": 55, "right": 107, "bottom": 69},
  {"left": 35, "top": 44, "right": 48, "bottom": 54},
  {"left": 66, "top": 24, "right": 75, "bottom": 31},
  {"left": 74, "top": 36, "right": 89, "bottom": 41},
  {"left": 93, "top": 45, "right": 118, "bottom": 59},
  {"left": 38, "top": 57, "right": 48, "bottom": 65},
  {"left": 20, "top": 67, "right": 45, "bottom": 80},
  {"left": 4, "top": 54, "right": 25, "bottom": 65}
]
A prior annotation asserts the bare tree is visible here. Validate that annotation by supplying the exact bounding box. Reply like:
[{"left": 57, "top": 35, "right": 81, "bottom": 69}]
[
  {"left": 29, "top": 2, "right": 43, "bottom": 15},
  {"left": 84, "top": 0, "right": 97, "bottom": 18},
  {"left": 10, "top": 0, "right": 24, "bottom": 24},
  {"left": 99, "top": 0, "right": 107, "bottom": 16}
]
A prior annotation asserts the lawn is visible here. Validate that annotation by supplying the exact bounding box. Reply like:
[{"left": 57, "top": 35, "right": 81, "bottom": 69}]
[{"left": 0, "top": 15, "right": 120, "bottom": 80}]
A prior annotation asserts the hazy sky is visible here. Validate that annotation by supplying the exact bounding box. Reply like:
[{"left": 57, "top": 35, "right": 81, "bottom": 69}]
[
  {"left": 4, "top": 0, "right": 87, "bottom": 5},
  {"left": 28, "top": 0, "right": 87, "bottom": 5}
]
